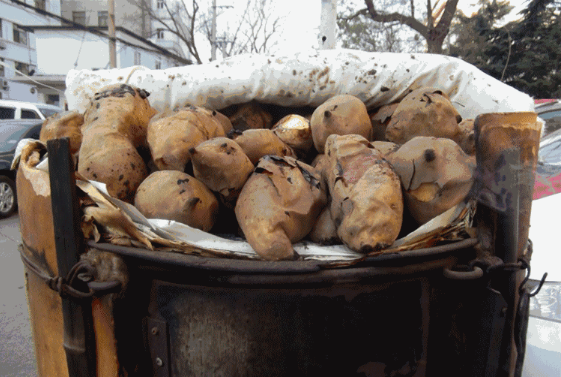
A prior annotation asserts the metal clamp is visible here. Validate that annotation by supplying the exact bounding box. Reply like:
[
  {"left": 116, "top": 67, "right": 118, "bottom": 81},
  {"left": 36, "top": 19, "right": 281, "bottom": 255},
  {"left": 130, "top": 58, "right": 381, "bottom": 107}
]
[{"left": 19, "top": 244, "right": 121, "bottom": 299}]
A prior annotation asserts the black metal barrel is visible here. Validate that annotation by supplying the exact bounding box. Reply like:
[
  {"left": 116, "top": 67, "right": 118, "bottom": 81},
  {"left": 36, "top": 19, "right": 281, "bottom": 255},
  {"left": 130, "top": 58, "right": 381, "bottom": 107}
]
[{"left": 84, "top": 237, "right": 513, "bottom": 377}]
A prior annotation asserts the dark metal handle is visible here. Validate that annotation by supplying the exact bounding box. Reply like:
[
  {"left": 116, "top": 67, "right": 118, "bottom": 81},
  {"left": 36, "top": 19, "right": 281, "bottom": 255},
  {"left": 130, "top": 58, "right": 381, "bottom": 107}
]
[{"left": 443, "top": 265, "right": 484, "bottom": 280}]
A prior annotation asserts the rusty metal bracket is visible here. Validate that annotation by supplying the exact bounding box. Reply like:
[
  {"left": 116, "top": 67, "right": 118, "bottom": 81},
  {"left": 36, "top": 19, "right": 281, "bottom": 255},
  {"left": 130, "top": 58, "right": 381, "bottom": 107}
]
[
  {"left": 19, "top": 244, "right": 122, "bottom": 299},
  {"left": 146, "top": 317, "right": 171, "bottom": 377}
]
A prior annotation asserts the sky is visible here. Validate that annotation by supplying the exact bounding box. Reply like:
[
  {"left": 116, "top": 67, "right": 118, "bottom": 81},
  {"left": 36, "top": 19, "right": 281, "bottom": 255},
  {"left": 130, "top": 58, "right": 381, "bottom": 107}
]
[{"left": 201, "top": 0, "right": 531, "bottom": 62}]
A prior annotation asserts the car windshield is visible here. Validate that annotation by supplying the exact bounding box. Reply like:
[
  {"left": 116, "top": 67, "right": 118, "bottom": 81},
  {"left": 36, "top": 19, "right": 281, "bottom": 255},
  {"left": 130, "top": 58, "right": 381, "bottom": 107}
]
[
  {"left": 0, "top": 125, "right": 32, "bottom": 152},
  {"left": 38, "top": 108, "right": 60, "bottom": 118}
]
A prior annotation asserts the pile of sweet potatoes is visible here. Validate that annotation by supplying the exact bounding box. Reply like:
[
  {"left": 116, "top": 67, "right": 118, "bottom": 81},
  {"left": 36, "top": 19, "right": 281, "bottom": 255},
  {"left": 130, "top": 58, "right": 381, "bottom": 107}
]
[{"left": 41, "top": 84, "right": 475, "bottom": 260}]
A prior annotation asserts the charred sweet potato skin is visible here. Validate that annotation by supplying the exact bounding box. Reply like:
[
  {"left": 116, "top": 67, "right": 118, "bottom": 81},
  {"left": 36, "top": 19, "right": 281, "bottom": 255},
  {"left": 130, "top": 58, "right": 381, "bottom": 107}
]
[
  {"left": 324, "top": 134, "right": 403, "bottom": 253},
  {"left": 385, "top": 87, "right": 462, "bottom": 145},
  {"left": 235, "top": 156, "right": 326, "bottom": 261},
  {"left": 78, "top": 84, "right": 156, "bottom": 202}
]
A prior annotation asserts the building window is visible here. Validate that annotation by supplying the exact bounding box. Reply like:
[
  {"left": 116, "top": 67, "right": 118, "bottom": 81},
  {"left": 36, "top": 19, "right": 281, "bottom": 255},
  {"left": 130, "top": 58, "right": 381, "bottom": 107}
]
[
  {"left": 157, "top": 0, "right": 165, "bottom": 9},
  {"left": 134, "top": 51, "right": 141, "bottom": 65},
  {"left": 156, "top": 28, "right": 164, "bottom": 39},
  {"left": 47, "top": 94, "right": 60, "bottom": 106},
  {"left": 15, "top": 61, "right": 31, "bottom": 76},
  {"left": 73, "top": 11, "right": 86, "bottom": 26},
  {"left": 155, "top": 60, "right": 161, "bottom": 70},
  {"left": 0, "top": 58, "right": 4, "bottom": 77},
  {"left": 13, "top": 24, "right": 28, "bottom": 45},
  {"left": 98, "top": 11, "right": 108, "bottom": 27},
  {"left": 35, "top": 0, "right": 46, "bottom": 11},
  {"left": 0, "top": 19, "right": 3, "bottom": 39}
]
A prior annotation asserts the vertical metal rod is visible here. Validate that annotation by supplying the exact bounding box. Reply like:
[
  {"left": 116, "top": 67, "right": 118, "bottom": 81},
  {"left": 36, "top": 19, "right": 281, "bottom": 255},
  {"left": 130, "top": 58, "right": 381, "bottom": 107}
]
[
  {"left": 108, "top": 0, "right": 117, "bottom": 68},
  {"left": 494, "top": 148, "right": 521, "bottom": 377},
  {"left": 211, "top": 0, "right": 217, "bottom": 61},
  {"left": 47, "top": 138, "right": 95, "bottom": 377}
]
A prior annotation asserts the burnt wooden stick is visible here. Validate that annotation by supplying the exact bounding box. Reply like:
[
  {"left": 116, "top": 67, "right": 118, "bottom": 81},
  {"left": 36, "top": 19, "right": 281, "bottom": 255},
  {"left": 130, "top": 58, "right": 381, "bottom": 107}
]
[
  {"left": 474, "top": 112, "right": 541, "bottom": 376},
  {"left": 47, "top": 137, "right": 95, "bottom": 377}
]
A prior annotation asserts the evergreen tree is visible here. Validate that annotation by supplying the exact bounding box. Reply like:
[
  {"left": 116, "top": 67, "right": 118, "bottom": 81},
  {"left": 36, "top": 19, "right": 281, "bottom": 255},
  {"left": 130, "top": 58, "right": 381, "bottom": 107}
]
[
  {"left": 495, "top": 0, "right": 561, "bottom": 97},
  {"left": 446, "top": 0, "right": 513, "bottom": 67},
  {"left": 449, "top": 0, "right": 561, "bottom": 98}
]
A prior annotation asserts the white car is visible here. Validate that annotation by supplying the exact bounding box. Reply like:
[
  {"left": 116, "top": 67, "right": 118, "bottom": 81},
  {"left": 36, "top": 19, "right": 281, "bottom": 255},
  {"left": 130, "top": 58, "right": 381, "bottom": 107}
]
[
  {"left": 0, "top": 99, "right": 62, "bottom": 120},
  {"left": 522, "top": 100, "right": 561, "bottom": 376}
]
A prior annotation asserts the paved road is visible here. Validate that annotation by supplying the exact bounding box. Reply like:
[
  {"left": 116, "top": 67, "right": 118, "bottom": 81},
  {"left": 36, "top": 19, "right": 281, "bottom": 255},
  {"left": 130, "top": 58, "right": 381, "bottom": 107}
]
[{"left": 0, "top": 213, "right": 37, "bottom": 377}]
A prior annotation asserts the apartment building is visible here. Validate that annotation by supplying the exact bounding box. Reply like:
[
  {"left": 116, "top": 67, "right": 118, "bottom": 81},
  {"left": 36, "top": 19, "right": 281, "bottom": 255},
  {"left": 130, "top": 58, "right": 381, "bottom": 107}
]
[
  {"left": 1, "top": 0, "right": 190, "bottom": 107},
  {"left": 60, "top": 0, "right": 187, "bottom": 60},
  {"left": 0, "top": 0, "right": 62, "bottom": 102}
]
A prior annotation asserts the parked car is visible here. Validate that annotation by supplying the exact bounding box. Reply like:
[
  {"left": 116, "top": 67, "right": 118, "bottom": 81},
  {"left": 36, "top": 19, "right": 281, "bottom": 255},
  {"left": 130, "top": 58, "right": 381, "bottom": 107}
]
[
  {"left": 0, "top": 99, "right": 61, "bottom": 121},
  {"left": 0, "top": 119, "right": 43, "bottom": 218},
  {"left": 535, "top": 99, "right": 561, "bottom": 138},
  {"left": 522, "top": 101, "right": 561, "bottom": 376}
]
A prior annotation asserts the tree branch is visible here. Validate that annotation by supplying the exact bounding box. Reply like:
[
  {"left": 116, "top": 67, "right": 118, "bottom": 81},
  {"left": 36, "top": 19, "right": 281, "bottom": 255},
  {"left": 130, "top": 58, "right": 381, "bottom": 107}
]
[
  {"left": 339, "top": 8, "right": 369, "bottom": 21},
  {"left": 364, "top": 0, "right": 429, "bottom": 39}
]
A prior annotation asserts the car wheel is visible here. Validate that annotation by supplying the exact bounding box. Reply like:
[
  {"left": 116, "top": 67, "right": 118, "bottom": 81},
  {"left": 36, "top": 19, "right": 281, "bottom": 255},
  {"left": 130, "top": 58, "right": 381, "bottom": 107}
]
[{"left": 0, "top": 176, "right": 17, "bottom": 218}]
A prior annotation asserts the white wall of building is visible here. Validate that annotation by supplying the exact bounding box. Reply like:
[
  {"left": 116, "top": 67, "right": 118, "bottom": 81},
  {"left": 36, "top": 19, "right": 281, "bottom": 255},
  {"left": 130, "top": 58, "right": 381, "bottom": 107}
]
[
  {"left": 35, "top": 29, "right": 109, "bottom": 74},
  {"left": 33, "top": 28, "right": 181, "bottom": 75}
]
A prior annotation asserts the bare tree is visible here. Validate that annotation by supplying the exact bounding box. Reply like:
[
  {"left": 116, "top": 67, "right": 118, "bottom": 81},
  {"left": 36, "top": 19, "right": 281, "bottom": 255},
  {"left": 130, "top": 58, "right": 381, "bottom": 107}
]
[
  {"left": 338, "top": 0, "right": 407, "bottom": 52},
  {"left": 130, "top": 0, "right": 204, "bottom": 63},
  {"left": 132, "top": 0, "right": 283, "bottom": 63},
  {"left": 342, "top": 0, "right": 459, "bottom": 53},
  {"left": 200, "top": 0, "right": 283, "bottom": 58}
]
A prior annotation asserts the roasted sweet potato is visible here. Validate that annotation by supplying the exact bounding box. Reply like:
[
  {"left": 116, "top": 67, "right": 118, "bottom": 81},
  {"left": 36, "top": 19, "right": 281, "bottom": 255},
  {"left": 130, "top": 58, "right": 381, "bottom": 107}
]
[
  {"left": 147, "top": 106, "right": 226, "bottom": 171},
  {"left": 82, "top": 84, "right": 156, "bottom": 148},
  {"left": 78, "top": 84, "right": 157, "bottom": 202},
  {"left": 272, "top": 114, "right": 314, "bottom": 156},
  {"left": 39, "top": 110, "right": 84, "bottom": 154},
  {"left": 323, "top": 134, "right": 377, "bottom": 222},
  {"left": 387, "top": 136, "right": 475, "bottom": 225},
  {"left": 180, "top": 105, "right": 233, "bottom": 134},
  {"left": 324, "top": 134, "right": 403, "bottom": 252},
  {"left": 458, "top": 119, "right": 475, "bottom": 155},
  {"left": 370, "top": 103, "right": 399, "bottom": 141},
  {"left": 370, "top": 141, "right": 399, "bottom": 157},
  {"left": 229, "top": 129, "right": 295, "bottom": 164},
  {"left": 309, "top": 207, "right": 340, "bottom": 245},
  {"left": 385, "top": 87, "right": 462, "bottom": 145},
  {"left": 337, "top": 162, "right": 403, "bottom": 252},
  {"left": 134, "top": 170, "right": 219, "bottom": 232},
  {"left": 190, "top": 137, "right": 254, "bottom": 206},
  {"left": 310, "top": 94, "right": 372, "bottom": 153},
  {"left": 229, "top": 101, "right": 273, "bottom": 131},
  {"left": 235, "top": 156, "right": 326, "bottom": 261}
]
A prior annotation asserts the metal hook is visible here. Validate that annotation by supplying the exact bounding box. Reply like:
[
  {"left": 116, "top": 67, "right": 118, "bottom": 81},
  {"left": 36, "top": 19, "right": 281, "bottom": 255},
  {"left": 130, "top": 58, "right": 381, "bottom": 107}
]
[{"left": 528, "top": 272, "right": 548, "bottom": 298}]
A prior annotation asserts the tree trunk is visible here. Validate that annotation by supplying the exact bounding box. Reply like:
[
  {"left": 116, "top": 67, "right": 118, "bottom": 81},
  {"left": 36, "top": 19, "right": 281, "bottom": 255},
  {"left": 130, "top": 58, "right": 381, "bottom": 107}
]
[{"left": 363, "top": 0, "right": 458, "bottom": 54}]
